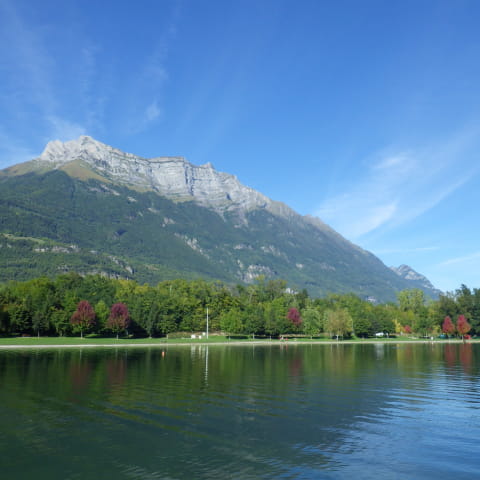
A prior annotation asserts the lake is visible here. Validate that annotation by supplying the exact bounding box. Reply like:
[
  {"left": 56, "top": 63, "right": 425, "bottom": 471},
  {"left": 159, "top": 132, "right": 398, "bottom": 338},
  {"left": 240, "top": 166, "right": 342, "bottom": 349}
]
[{"left": 0, "top": 343, "right": 478, "bottom": 479}]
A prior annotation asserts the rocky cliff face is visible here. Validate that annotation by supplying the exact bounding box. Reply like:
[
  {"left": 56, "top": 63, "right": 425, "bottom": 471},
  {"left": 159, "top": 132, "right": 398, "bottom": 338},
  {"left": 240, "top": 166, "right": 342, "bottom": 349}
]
[{"left": 36, "top": 136, "right": 289, "bottom": 217}]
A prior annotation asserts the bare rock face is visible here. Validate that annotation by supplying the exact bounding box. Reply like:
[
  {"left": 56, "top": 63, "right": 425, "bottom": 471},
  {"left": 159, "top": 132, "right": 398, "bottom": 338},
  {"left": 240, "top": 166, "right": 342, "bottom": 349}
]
[
  {"left": 390, "top": 264, "right": 442, "bottom": 295},
  {"left": 38, "top": 136, "right": 288, "bottom": 216}
]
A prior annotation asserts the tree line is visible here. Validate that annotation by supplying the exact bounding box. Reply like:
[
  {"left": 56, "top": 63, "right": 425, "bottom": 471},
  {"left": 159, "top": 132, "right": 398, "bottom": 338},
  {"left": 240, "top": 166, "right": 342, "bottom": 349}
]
[{"left": 0, "top": 273, "right": 477, "bottom": 339}]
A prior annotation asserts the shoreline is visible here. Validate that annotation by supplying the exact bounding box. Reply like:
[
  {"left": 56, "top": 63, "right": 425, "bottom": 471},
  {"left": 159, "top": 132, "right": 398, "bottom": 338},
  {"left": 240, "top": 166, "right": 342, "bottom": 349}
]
[{"left": 0, "top": 338, "right": 476, "bottom": 349}]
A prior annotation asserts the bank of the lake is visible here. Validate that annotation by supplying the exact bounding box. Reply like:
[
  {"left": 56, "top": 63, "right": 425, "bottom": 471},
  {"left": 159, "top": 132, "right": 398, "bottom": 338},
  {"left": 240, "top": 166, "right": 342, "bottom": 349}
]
[{"left": 0, "top": 335, "right": 476, "bottom": 348}]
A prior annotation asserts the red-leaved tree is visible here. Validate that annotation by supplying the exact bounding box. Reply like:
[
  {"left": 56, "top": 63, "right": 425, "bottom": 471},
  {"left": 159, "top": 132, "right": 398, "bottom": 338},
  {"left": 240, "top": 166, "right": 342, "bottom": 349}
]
[
  {"left": 456, "top": 315, "right": 471, "bottom": 342},
  {"left": 404, "top": 325, "right": 412, "bottom": 334},
  {"left": 107, "top": 303, "right": 130, "bottom": 339},
  {"left": 442, "top": 316, "right": 456, "bottom": 337},
  {"left": 70, "top": 300, "right": 96, "bottom": 338},
  {"left": 287, "top": 308, "right": 302, "bottom": 331}
]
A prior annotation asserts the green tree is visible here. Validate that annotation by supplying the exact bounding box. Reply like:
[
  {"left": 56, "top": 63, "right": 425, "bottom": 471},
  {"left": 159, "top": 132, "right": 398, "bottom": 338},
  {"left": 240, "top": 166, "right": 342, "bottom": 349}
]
[
  {"left": 302, "top": 307, "right": 322, "bottom": 338},
  {"left": 244, "top": 304, "right": 265, "bottom": 336},
  {"left": 8, "top": 302, "right": 31, "bottom": 334},
  {"left": 220, "top": 309, "right": 244, "bottom": 337},
  {"left": 373, "top": 305, "right": 396, "bottom": 335},
  {"left": 397, "top": 289, "right": 425, "bottom": 314},
  {"left": 432, "top": 292, "right": 459, "bottom": 325},
  {"left": 264, "top": 297, "right": 289, "bottom": 336},
  {"left": 144, "top": 301, "right": 160, "bottom": 337},
  {"left": 94, "top": 300, "right": 110, "bottom": 333},
  {"left": 324, "top": 308, "right": 353, "bottom": 340},
  {"left": 456, "top": 285, "right": 473, "bottom": 318},
  {"left": 353, "top": 316, "right": 373, "bottom": 338},
  {"left": 50, "top": 308, "right": 71, "bottom": 336},
  {"left": 413, "top": 311, "right": 436, "bottom": 337}
]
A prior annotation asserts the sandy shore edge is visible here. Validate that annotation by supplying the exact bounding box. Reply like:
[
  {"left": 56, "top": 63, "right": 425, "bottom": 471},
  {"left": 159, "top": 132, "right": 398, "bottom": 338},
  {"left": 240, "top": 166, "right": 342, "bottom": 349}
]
[{"left": 0, "top": 339, "right": 475, "bottom": 349}]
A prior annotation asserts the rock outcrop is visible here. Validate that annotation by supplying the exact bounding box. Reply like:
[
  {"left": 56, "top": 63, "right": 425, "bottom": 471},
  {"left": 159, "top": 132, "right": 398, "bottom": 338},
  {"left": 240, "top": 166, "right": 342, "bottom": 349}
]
[
  {"left": 37, "top": 136, "right": 288, "bottom": 217},
  {"left": 390, "top": 264, "right": 442, "bottom": 296}
]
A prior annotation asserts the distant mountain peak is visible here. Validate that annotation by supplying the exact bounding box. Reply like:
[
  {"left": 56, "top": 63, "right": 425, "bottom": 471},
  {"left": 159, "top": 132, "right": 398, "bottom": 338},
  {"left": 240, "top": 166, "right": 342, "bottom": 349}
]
[
  {"left": 390, "top": 264, "right": 442, "bottom": 296},
  {"left": 39, "top": 135, "right": 152, "bottom": 164}
]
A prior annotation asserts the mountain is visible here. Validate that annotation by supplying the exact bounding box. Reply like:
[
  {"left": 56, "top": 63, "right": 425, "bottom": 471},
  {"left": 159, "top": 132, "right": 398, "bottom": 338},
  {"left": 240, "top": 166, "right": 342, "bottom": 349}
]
[
  {"left": 0, "top": 136, "right": 440, "bottom": 302},
  {"left": 9, "top": 135, "right": 291, "bottom": 218},
  {"left": 390, "top": 264, "right": 442, "bottom": 297}
]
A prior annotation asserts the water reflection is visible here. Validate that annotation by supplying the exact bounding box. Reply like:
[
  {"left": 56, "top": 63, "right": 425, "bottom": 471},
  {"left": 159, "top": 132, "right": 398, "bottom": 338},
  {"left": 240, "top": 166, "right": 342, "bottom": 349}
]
[
  {"left": 459, "top": 343, "right": 473, "bottom": 374},
  {"left": 0, "top": 343, "right": 479, "bottom": 479},
  {"left": 105, "top": 354, "right": 127, "bottom": 389},
  {"left": 69, "top": 360, "right": 92, "bottom": 397},
  {"left": 445, "top": 343, "right": 456, "bottom": 368}
]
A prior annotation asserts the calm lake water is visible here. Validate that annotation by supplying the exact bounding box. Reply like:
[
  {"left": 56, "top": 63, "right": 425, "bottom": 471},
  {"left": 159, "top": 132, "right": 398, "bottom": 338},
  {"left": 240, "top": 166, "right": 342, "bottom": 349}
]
[{"left": 0, "top": 343, "right": 479, "bottom": 479}]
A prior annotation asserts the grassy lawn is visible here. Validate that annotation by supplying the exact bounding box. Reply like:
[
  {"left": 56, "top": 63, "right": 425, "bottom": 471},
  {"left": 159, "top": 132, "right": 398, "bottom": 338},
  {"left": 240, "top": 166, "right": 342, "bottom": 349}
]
[
  {"left": 0, "top": 335, "right": 264, "bottom": 346},
  {"left": 0, "top": 336, "right": 166, "bottom": 345}
]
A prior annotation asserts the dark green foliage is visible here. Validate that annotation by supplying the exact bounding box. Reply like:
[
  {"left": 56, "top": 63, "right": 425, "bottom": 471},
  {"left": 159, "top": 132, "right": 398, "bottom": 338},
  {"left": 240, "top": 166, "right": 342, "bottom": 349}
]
[
  {"left": 302, "top": 307, "right": 322, "bottom": 337},
  {"left": 0, "top": 274, "right": 475, "bottom": 339},
  {"left": 220, "top": 308, "right": 244, "bottom": 335}
]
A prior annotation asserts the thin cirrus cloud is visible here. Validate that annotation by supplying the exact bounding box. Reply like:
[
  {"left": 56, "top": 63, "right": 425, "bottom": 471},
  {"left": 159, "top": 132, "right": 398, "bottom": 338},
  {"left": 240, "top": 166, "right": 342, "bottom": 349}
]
[
  {"left": 118, "top": 4, "right": 180, "bottom": 136},
  {"left": 46, "top": 116, "right": 86, "bottom": 143},
  {"left": 316, "top": 152, "right": 415, "bottom": 239},
  {"left": 0, "top": 0, "right": 171, "bottom": 154},
  {"left": 438, "top": 251, "right": 480, "bottom": 267},
  {"left": 0, "top": 1, "right": 56, "bottom": 115},
  {"left": 145, "top": 99, "right": 162, "bottom": 123},
  {"left": 119, "top": 42, "right": 171, "bottom": 135},
  {"left": 315, "top": 129, "right": 480, "bottom": 241},
  {"left": 0, "top": 1, "right": 91, "bottom": 150},
  {"left": 125, "top": 98, "right": 164, "bottom": 136},
  {"left": 374, "top": 246, "right": 439, "bottom": 255}
]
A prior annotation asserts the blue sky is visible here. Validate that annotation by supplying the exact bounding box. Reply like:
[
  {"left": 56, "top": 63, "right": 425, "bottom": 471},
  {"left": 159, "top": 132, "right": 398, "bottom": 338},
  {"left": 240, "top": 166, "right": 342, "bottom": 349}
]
[{"left": 1, "top": 0, "right": 480, "bottom": 293}]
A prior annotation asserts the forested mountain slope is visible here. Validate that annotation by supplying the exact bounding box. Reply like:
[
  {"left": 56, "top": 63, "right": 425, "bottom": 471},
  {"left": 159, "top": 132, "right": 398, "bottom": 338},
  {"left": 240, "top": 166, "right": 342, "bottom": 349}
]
[{"left": 0, "top": 136, "right": 440, "bottom": 302}]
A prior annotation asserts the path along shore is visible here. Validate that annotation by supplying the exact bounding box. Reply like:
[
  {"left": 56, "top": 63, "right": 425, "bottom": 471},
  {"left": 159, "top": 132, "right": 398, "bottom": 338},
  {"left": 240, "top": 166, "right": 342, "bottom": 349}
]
[{"left": 0, "top": 339, "right": 476, "bottom": 349}]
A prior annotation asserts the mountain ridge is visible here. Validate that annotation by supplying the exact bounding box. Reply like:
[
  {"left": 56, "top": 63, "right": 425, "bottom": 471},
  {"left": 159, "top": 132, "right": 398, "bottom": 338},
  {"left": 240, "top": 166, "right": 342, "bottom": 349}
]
[
  {"left": 390, "top": 264, "right": 442, "bottom": 297},
  {"left": 0, "top": 136, "right": 440, "bottom": 301},
  {"left": 23, "top": 136, "right": 295, "bottom": 219}
]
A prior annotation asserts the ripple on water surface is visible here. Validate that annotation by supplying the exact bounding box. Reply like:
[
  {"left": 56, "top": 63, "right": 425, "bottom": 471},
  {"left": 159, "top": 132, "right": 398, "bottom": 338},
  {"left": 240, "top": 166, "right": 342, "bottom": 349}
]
[{"left": 0, "top": 343, "right": 479, "bottom": 479}]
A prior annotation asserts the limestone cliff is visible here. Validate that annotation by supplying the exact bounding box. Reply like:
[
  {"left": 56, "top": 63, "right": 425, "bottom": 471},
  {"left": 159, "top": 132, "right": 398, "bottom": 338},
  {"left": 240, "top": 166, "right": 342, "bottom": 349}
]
[{"left": 36, "top": 136, "right": 291, "bottom": 217}]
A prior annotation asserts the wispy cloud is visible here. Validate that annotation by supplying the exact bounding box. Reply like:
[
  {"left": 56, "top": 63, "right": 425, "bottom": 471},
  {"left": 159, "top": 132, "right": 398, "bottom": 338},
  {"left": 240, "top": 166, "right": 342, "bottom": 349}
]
[
  {"left": 125, "top": 98, "right": 164, "bottom": 135},
  {"left": 145, "top": 99, "right": 162, "bottom": 123},
  {"left": 120, "top": 7, "right": 178, "bottom": 135},
  {"left": 0, "top": 0, "right": 89, "bottom": 160},
  {"left": 375, "top": 246, "right": 440, "bottom": 255},
  {"left": 0, "top": 1, "right": 56, "bottom": 114},
  {"left": 438, "top": 251, "right": 480, "bottom": 267},
  {"left": 120, "top": 54, "right": 168, "bottom": 134},
  {"left": 0, "top": 0, "right": 182, "bottom": 159},
  {"left": 315, "top": 126, "right": 480, "bottom": 240},
  {"left": 47, "top": 116, "right": 86, "bottom": 142}
]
